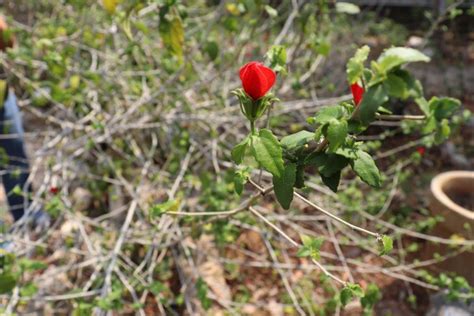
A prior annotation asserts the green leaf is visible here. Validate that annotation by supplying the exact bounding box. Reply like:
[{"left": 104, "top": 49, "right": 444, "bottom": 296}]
[
  {"left": 231, "top": 136, "right": 249, "bottom": 164},
  {"left": 347, "top": 45, "right": 370, "bottom": 84},
  {"left": 0, "top": 273, "right": 17, "bottom": 294},
  {"left": 314, "top": 37, "right": 331, "bottom": 56},
  {"left": 295, "top": 165, "right": 305, "bottom": 188},
  {"left": 265, "top": 45, "right": 287, "bottom": 73},
  {"left": 340, "top": 283, "right": 364, "bottom": 306},
  {"left": 356, "top": 84, "right": 388, "bottom": 124},
  {"left": 340, "top": 287, "right": 353, "bottom": 306},
  {"left": 394, "top": 69, "right": 423, "bottom": 99},
  {"left": 273, "top": 163, "right": 297, "bottom": 209},
  {"left": 377, "top": 47, "right": 430, "bottom": 73},
  {"left": 102, "top": 0, "right": 118, "bottom": 14},
  {"left": 321, "top": 171, "right": 341, "bottom": 193},
  {"left": 335, "top": 143, "right": 359, "bottom": 159},
  {"left": 251, "top": 129, "right": 284, "bottom": 178},
  {"left": 379, "top": 235, "right": 393, "bottom": 255},
  {"left": 434, "top": 119, "right": 451, "bottom": 144},
  {"left": 18, "top": 258, "right": 47, "bottom": 271},
  {"left": 151, "top": 199, "right": 180, "bottom": 217},
  {"left": 0, "top": 80, "right": 7, "bottom": 105},
  {"left": 429, "top": 97, "right": 461, "bottom": 121},
  {"left": 319, "top": 155, "right": 349, "bottom": 177},
  {"left": 233, "top": 167, "right": 250, "bottom": 195},
  {"left": 384, "top": 74, "right": 408, "bottom": 99},
  {"left": 264, "top": 5, "right": 278, "bottom": 18},
  {"left": 314, "top": 105, "right": 345, "bottom": 124},
  {"left": 306, "top": 152, "right": 349, "bottom": 177},
  {"left": 326, "top": 119, "right": 348, "bottom": 152},
  {"left": 20, "top": 282, "right": 38, "bottom": 297},
  {"left": 149, "top": 281, "right": 167, "bottom": 295},
  {"left": 204, "top": 41, "right": 219, "bottom": 61},
  {"left": 297, "top": 235, "right": 324, "bottom": 260},
  {"left": 361, "top": 284, "right": 382, "bottom": 310},
  {"left": 415, "top": 97, "right": 430, "bottom": 116},
  {"left": 351, "top": 150, "right": 381, "bottom": 188},
  {"left": 280, "top": 130, "right": 315, "bottom": 151},
  {"left": 336, "top": 2, "right": 360, "bottom": 14},
  {"left": 159, "top": 9, "right": 185, "bottom": 62},
  {"left": 196, "top": 278, "right": 211, "bottom": 310}
]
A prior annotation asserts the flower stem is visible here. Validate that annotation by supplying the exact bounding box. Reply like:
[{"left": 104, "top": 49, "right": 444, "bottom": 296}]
[{"left": 250, "top": 120, "right": 256, "bottom": 135}]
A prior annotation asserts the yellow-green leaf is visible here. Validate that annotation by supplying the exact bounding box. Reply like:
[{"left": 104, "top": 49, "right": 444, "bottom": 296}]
[{"left": 103, "top": 0, "right": 118, "bottom": 14}]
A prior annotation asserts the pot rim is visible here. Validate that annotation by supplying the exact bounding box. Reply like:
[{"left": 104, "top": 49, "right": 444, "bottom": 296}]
[{"left": 431, "top": 171, "right": 474, "bottom": 220}]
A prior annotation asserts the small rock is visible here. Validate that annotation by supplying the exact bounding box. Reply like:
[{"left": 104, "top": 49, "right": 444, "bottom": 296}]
[
  {"left": 72, "top": 187, "right": 92, "bottom": 212},
  {"left": 407, "top": 36, "right": 424, "bottom": 48}
]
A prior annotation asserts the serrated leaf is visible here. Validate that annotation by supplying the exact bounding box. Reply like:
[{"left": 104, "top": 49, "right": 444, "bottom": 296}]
[
  {"left": 351, "top": 150, "right": 381, "bottom": 187},
  {"left": 377, "top": 47, "right": 430, "bottom": 72},
  {"left": 231, "top": 136, "right": 249, "bottom": 164},
  {"left": 251, "top": 129, "right": 284, "bottom": 178},
  {"left": 281, "top": 130, "right": 315, "bottom": 150},
  {"left": 356, "top": 84, "right": 388, "bottom": 124},
  {"left": 273, "top": 163, "right": 296, "bottom": 209},
  {"left": 347, "top": 45, "right": 370, "bottom": 84},
  {"left": 379, "top": 235, "right": 393, "bottom": 255},
  {"left": 326, "top": 119, "right": 348, "bottom": 152}
]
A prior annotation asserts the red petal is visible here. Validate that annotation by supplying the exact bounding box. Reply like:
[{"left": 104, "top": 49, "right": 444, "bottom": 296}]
[
  {"left": 351, "top": 83, "right": 365, "bottom": 106},
  {"left": 239, "top": 62, "right": 276, "bottom": 100}
]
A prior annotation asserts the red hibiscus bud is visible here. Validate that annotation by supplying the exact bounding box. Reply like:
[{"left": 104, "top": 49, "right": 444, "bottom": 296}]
[
  {"left": 239, "top": 61, "right": 276, "bottom": 100},
  {"left": 351, "top": 82, "right": 365, "bottom": 106},
  {"left": 416, "top": 147, "right": 426, "bottom": 156},
  {"left": 50, "top": 186, "right": 59, "bottom": 194}
]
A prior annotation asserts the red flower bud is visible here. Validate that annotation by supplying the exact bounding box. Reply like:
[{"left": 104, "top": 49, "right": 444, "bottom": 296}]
[
  {"left": 239, "top": 61, "right": 276, "bottom": 100},
  {"left": 416, "top": 147, "right": 425, "bottom": 156},
  {"left": 50, "top": 186, "right": 59, "bottom": 194},
  {"left": 351, "top": 83, "right": 365, "bottom": 106}
]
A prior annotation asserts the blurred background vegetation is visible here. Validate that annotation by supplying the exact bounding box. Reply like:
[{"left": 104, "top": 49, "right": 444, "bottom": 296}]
[{"left": 0, "top": 0, "right": 473, "bottom": 315}]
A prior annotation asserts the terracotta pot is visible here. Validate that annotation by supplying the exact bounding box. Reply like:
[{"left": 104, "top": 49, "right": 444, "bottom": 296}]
[{"left": 426, "top": 171, "right": 474, "bottom": 284}]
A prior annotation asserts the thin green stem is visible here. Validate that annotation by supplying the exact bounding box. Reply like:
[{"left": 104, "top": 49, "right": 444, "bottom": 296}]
[{"left": 250, "top": 120, "right": 256, "bottom": 135}]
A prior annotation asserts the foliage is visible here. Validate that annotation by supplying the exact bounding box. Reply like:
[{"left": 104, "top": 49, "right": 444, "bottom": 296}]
[{"left": 0, "top": 0, "right": 471, "bottom": 314}]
